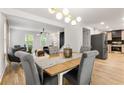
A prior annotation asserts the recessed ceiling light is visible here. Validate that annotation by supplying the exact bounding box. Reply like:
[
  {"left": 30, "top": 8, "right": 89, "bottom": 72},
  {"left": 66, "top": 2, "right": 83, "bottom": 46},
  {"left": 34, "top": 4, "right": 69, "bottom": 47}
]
[
  {"left": 100, "top": 22, "right": 105, "bottom": 25},
  {"left": 109, "top": 28, "right": 112, "bottom": 31},
  {"left": 122, "top": 17, "right": 124, "bottom": 20},
  {"left": 106, "top": 26, "right": 109, "bottom": 29}
]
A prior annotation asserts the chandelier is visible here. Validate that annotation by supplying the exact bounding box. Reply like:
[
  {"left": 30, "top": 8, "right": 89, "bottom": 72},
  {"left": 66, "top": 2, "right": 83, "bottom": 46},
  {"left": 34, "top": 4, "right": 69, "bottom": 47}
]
[{"left": 48, "top": 8, "right": 82, "bottom": 25}]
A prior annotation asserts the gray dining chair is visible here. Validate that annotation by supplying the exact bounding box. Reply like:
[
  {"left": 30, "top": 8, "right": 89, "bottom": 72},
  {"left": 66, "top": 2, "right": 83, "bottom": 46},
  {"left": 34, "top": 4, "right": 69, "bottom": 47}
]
[
  {"left": 63, "top": 50, "right": 99, "bottom": 85},
  {"left": 80, "top": 46, "right": 91, "bottom": 53},
  {"left": 15, "top": 51, "right": 58, "bottom": 85}
]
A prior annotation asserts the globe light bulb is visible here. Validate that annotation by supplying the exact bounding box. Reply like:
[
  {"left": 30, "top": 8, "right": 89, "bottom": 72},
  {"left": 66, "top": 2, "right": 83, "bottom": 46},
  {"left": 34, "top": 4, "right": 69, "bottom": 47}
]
[
  {"left": 56, "top": 12, "right": 63, "bottom": 20},
  {"left": 71, "top": 20, "right": 77, "bottom": 25},
  {"left": 65, "top": 17, "right": 71, "bottom": 23},
  {"left": 48, "top": 8, "right": 55, "bottom": 14},
  {"left": 63, "top": 8, "right": 69, "bottom": 15},
  {"left": 76, "top": 16, "right": 82, "bottom": 22},
  {"left": 100, "top": 22, "right": 105, "bottom": 25},
  {"left": 106, "top": 26, "right": 109, "bottom": 29}
]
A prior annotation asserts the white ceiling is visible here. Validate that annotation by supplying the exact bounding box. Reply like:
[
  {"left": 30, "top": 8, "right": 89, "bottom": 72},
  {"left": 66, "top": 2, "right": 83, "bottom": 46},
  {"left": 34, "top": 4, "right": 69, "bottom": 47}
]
[
  {"left": 16, "top": 8, "right": 124, "bottom": 31},
  {"left": 7, "top": 15, "right": 64, "bottom": 33}
]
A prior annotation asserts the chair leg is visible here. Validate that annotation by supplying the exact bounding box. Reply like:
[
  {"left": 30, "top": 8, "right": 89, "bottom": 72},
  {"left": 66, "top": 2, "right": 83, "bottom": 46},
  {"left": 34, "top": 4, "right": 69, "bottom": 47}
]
[
  {"left": 89, "top": 80, "right": 92, "bottom": 85},
  {"left": 62, "top": 77, "right": 65, "bottom": 85},
  {"left": 89, "top": 82, "right": 91, "bottom": 85}
]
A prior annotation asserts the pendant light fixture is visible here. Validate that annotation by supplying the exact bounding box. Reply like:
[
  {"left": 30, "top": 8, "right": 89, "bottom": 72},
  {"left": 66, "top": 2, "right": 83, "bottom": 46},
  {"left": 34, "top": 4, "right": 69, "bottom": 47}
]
[{"left": 48, "top": 8, "right": 82, "bottom": 25}]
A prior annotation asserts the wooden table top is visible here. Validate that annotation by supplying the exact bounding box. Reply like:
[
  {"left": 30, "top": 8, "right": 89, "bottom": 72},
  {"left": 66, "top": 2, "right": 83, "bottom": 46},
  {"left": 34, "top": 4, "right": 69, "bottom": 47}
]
[
  {"left": 45, "top": 58, "right": 81, "bottom": 76},
  {"left": 35, "top": 53, "right": 82, "bottom": 76}
]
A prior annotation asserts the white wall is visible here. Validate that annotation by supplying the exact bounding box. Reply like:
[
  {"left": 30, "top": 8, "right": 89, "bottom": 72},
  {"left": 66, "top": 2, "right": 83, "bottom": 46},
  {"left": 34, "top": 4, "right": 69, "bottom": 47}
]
[
  {"left": 10, "top": 29, "right": 42, "bottom": 51},
  {"left": 64, "top": 25, "right": 82, "bottom": 52},
  {"left": 0, "top": 13, "right": 7, "bottom": 82},
  {"left": 10, "top": 29, "right": 60, "bottom": 52}
]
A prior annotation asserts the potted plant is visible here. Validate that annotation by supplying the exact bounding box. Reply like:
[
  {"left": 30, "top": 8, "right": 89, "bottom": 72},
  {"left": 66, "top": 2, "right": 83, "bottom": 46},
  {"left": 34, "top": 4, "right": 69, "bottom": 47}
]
[{"left": 28, "top": 45, "right": 32, "bottom": 54}]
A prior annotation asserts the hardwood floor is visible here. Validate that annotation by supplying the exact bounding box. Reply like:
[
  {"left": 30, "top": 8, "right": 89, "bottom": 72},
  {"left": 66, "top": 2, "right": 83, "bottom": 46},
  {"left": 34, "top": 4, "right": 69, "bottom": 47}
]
[
  {"left": 1, "top": 53, "right": 124, "bottom": 85},
  {"left": 92, "top": 53, "right": 124, "bottom": 85},
  {"left": 0, "top": 63, "right": 25, "bottom": 85}
]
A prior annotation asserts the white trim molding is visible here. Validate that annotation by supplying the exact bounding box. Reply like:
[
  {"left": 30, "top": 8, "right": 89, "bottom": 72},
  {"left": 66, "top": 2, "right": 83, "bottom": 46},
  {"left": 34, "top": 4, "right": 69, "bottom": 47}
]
[{"left": 0, "top": 9, "right": 65, "bottom": 28}]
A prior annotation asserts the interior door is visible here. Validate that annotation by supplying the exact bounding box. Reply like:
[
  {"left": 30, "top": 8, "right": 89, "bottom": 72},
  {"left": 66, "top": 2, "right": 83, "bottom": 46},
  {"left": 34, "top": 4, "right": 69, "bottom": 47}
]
[{"left": 59, "top": 32, "right": 64, "bottom": 49}]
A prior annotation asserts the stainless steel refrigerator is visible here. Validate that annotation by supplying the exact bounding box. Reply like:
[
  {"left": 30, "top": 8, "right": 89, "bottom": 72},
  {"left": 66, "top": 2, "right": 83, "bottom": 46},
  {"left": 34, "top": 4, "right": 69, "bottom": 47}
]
[{"left": 91, "top": 33, "right": 108, "bottom": 59}]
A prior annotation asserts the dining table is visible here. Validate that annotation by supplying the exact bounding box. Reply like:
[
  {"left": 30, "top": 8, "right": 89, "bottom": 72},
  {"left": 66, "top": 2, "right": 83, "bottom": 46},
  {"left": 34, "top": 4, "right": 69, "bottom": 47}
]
[{"left": 34, "top": 53, "right": 82, "bottom": 85}]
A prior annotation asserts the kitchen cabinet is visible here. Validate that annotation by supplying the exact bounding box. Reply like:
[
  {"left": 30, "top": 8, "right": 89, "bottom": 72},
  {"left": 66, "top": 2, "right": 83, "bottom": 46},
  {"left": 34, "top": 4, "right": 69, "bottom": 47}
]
[
  {"left": 107, "top": 45, "right": 111, "bottom": 53},
  {"left": 122, "top": 45, "right": 124, "bottom": 53},
  {"left": 121, "top": 31, "right": 124, "bottom": 40},
  {"left": 107, "top": 32, "right": 112, "bottom": 40}
]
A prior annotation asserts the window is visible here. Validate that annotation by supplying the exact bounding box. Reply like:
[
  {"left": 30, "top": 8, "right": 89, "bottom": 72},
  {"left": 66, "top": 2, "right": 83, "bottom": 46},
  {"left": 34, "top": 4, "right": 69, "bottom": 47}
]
[
  {"left": 25, "top": 34, "right": 33, "bottom": 46},
  {"left": 40, "top": 33, "right": 47, "bottom": 46},
  {"left": 25, "top": 34, "right": 33, "bottom": 53}
]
